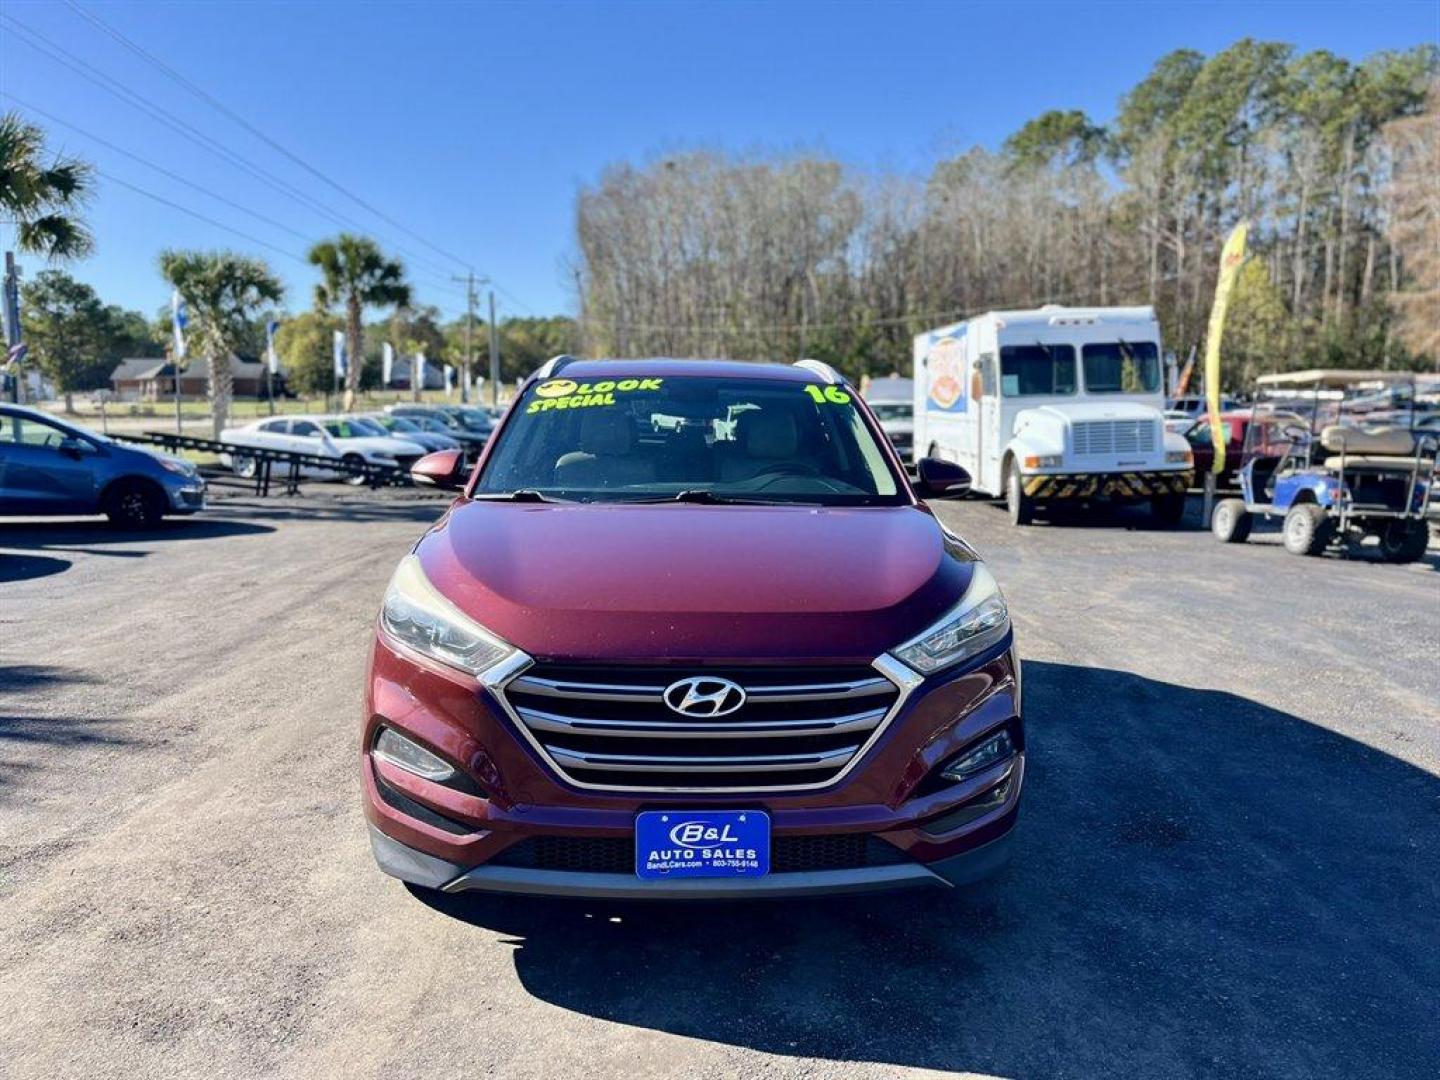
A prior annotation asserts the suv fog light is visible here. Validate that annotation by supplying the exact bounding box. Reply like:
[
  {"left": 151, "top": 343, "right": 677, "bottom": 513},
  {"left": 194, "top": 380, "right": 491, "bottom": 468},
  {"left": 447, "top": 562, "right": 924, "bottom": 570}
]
[
  {"left": 374, "top": 727, "right": 456, "bottom": 783},
  {"left": 1166, "top": 450, "right": 1193, "bottom": 464},
  {"left": 1023, "top": 454, "right": 1062, "bottom": 469},
  {"left": 940, "top": 729, "right": 1015, "bottom": 783}
]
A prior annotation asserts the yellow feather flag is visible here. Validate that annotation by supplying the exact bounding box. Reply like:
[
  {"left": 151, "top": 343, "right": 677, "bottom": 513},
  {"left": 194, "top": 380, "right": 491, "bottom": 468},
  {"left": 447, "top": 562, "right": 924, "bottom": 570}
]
[{"left": 1205, "top": 221, "right": 1248, "bottom": 474}]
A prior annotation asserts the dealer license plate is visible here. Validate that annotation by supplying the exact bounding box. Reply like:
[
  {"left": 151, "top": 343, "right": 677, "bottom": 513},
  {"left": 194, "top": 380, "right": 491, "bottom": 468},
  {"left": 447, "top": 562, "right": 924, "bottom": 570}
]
[{"left": 634, "top": 810, "right": 770, "bottom": 880}]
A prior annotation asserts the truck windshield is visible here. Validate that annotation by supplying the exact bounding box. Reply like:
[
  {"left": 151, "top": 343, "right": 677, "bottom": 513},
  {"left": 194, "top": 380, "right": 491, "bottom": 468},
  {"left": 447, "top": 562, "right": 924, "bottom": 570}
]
[
  {"left": 1000, "top": 345, "right": 1076, "bottom": 397},
  {"left": 475, "top": 375, "right": 905, "bottom": 505},
  {"left": 1083, "top": 342, "right": 1161, "bottom": 393}
]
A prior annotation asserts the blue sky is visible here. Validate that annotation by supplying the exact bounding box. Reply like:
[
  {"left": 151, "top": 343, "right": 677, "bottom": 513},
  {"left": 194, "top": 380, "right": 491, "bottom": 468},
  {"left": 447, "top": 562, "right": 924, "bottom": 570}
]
[{"left": 3, "top": 0, "right": 1436, "bottom": 322}]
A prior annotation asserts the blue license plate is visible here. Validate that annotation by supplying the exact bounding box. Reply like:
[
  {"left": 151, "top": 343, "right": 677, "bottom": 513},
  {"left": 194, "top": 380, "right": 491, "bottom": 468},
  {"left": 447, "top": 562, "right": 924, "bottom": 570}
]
[{"left": 635, "top": 810, "right": 770, "bottom": 880}]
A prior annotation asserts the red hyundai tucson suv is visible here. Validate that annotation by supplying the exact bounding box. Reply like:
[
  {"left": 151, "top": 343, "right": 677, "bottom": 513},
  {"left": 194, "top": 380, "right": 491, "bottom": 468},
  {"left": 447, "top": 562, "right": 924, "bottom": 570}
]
[{"left": 363, "top": 358, "right": 1023, "bottom": 898}]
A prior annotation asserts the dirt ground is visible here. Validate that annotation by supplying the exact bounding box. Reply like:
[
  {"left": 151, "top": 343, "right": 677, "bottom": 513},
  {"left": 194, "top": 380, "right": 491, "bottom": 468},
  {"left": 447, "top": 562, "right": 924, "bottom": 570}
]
[{"left": 1, "top": 491, "right": 1436, "bottom": 1080}]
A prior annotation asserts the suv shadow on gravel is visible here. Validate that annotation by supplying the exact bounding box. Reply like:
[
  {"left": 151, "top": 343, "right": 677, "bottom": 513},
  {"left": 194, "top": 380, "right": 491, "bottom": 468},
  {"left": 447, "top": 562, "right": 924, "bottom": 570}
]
[{"left": 410, "top": 660, "right": 1439, "bottom": 1080}]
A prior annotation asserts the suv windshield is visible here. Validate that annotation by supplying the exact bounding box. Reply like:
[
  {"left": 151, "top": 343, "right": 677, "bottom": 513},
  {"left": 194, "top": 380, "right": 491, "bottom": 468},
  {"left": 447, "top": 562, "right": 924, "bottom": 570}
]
[
  {"left": 1082, "top": 341, "right": 1160, "bottom": 393},
  {"left": 475, "top": 374, "right": 904, "bottom": 505}
]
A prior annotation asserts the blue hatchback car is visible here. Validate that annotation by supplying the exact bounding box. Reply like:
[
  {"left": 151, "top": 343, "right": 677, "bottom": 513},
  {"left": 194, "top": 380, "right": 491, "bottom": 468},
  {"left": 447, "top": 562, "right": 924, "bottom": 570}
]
[{"left": 0, "top": 404, "right": 206, "bottom": 528}]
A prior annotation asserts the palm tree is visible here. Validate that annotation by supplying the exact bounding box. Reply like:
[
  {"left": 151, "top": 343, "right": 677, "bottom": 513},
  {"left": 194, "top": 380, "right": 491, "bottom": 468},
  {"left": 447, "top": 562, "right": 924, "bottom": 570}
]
[
  {"left": 1, "top": 111, "right": 95, "bottom": 259},
  {"left": 158, "top": 250, "right": 284, "bottom": 439},
  {"left": 307, "top": 234, "right": 411, "bottom": 409}
]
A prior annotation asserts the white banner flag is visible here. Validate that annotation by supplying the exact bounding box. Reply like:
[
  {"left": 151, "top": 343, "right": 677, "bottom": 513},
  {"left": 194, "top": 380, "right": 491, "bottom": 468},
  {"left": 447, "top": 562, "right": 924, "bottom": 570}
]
[
  {"left": 171, "top": 290, "right": 188, "bottom": 360},
  {"left": 415, "top": 351, "right": 427, "bottom": 391},
  {"left": 265, "top": 319, "right": 280, "bottom": 375},
  {"left": 381, "top": 342, "right": 394, "bottom": 386},
  {"left": 443, "top": 364, "right": 454, "bottom": 395},
  {"left": 332, "top": 330, "right": 348, "bottom": 379}
]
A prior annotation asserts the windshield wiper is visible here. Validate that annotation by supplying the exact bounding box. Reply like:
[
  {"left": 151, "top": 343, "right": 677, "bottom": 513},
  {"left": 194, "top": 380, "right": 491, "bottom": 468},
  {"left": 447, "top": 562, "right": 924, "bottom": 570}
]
[
  {"left": 632, "top": 489, "right": 821, "bottom": 506},
  {"left": 471, "top": 489, "right": 571, "bottom": 503}
]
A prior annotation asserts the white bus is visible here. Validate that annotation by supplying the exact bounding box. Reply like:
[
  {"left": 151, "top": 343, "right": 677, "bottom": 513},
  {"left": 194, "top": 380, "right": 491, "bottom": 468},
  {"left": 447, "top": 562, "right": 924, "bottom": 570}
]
[{"left": 913, "top": 305, "right": 1194, "bottom": 525}]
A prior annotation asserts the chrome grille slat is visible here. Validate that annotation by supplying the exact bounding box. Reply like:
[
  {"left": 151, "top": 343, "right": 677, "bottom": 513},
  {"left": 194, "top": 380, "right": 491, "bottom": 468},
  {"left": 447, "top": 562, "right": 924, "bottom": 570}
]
[
  {"left": 495, "top": 661, "right": 914, "bottom": 793},
  {"left": 1072, "top": 419, "right": 1156, "bottom": 457},
  {"left": 517, "top": 705, "right": 888, "bottom": 739},
  {"left": 548, "top": 745, "right": 860, "bottom": 773}
]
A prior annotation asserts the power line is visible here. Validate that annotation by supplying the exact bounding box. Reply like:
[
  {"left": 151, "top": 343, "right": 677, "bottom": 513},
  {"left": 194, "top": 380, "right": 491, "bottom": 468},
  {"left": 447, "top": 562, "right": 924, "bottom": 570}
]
[
  {"left": 96, "top": 170, "right": 309, "bottom": 266},
  {"left": 66, "top": 0, "right": 474, "bottom": 273},
  {"left": 1, "top": 92, "right": 314, "bottom": 247},
  {"left": 0, "top": 11, "right": 463, "bottom": 285}
]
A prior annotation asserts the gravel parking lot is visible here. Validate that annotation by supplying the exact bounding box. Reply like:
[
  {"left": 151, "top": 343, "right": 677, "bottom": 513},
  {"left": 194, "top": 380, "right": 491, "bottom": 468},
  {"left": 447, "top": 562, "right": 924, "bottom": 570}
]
[{"left": 2, "top": 494, "right": 1436, "bottom": 1080}]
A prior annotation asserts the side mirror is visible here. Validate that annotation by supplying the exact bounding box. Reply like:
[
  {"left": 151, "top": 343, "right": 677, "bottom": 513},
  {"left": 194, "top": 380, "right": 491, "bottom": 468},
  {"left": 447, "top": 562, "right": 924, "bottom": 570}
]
[
  {"left": 59, "top": 436, "right": 88, "bottom": 459},
  {"left": 915, "top": 457, "right": 971, "bottom": 499},
  {"left": 411, "top": 448, "right": 467, "bottom": 491}
]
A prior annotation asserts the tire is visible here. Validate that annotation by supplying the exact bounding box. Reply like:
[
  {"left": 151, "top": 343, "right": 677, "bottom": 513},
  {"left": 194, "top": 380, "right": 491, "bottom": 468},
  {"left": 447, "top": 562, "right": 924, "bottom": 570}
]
[
  {"left": 104, "top": 480, "right": 165, "bottom": 529},
  {"left": 1151, "top": 493, "right": 1187, "bottom": 528},
  {"left": 1211, "top": 498, "right": 1252, "bottom": 543},
  {"left": 1377, "top": 520, "right": 1429, "bottom": 563},
  {"left": 341, "top": 453, "right": 368, "bottom": 486},
  {"left": 1006, "top": 464, "right": 1034, "bottom": 526},
  {"left": 1282, "top": 503, "right": 1333, "bottom": 556},
  {"left": 231, "top": 453, "right": 257, "bottom": 479}
]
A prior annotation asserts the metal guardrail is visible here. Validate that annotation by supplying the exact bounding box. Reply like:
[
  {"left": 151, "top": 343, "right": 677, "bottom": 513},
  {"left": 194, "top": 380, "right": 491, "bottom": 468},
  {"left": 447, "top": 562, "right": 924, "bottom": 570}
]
[{"left": 111, "top": 431, "right": 410, "bottom": 496}]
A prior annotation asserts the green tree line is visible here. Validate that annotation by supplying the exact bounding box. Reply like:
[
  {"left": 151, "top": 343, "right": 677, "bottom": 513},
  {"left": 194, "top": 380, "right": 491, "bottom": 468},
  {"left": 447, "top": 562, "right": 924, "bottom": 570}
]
[{"left": 577, "top": 40, "right": 1439, "bottom": 388}]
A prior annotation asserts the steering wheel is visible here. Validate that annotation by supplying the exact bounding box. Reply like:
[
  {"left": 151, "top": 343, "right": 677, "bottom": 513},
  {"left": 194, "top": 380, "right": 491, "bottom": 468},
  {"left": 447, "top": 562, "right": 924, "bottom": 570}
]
[{"left": 750, "top": 461, "right": 822, "bottom": 479}]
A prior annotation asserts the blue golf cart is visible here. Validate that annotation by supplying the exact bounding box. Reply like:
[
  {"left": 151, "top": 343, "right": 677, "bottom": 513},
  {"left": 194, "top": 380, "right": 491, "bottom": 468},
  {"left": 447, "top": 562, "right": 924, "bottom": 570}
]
[{"left": 1210, "top": 370, "right": 1436, "bottom": 563}]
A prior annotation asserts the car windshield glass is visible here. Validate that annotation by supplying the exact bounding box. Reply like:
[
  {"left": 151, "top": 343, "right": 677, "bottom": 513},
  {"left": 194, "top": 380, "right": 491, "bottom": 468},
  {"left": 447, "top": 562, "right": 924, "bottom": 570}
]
[
  {"left": 383, "top": 417, "right": 418, "bottom": 432},
  {"left": 350, "top": 418, "right": 388, "bottom": 436},
  {"left": 870, "top": 403, "right": 911, "bottom": 421},
  {"left": 474, "top": 374, "right": 904, "bottom": 505},
  {"left": 1082, "top": 341, "right": 1161, "bottom": 393},
  {"left": 323, "top": 420, "right": 374, "bottom": 438},
  {"left": 999, "top": 345, "right": 1076, "bottom": 396}
]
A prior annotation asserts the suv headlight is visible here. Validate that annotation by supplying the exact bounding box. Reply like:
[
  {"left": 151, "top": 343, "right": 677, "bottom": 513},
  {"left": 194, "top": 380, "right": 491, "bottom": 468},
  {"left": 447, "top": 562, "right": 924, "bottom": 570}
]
[
  {"left": 893, "top": 564, "right": 1011, "bottom": 675},
  {"left": 380, "top": 555, "right": 512, "bottom": 676}
]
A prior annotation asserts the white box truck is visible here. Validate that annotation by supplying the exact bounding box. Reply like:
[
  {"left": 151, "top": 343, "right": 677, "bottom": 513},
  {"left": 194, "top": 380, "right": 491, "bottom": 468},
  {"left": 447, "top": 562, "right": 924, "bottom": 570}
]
[{"left": 913, "top": 305, "right": 1194, "bottom": 525}]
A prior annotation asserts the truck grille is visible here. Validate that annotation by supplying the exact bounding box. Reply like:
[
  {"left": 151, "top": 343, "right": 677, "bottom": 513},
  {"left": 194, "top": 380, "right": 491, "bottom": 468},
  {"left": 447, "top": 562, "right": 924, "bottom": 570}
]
[
  {"left": 1072, "top": 420, "right": 1155, "bottom": 456},
  {"left": 497, "top": 663, "right": 904, "bottom": 792}
]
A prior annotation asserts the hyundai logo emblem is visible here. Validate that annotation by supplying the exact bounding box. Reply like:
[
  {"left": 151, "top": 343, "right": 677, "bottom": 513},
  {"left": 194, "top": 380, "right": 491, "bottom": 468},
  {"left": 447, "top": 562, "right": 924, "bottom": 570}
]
[{"left": 662, "top": 676, "right": 746, "bottom": 718}]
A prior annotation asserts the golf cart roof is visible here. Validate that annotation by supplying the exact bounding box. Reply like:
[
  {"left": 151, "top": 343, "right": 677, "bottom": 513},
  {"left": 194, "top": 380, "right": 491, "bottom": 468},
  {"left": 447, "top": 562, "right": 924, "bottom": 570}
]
[{"left": 1256, "top": 369, "right": 1417, "bottom": 388}]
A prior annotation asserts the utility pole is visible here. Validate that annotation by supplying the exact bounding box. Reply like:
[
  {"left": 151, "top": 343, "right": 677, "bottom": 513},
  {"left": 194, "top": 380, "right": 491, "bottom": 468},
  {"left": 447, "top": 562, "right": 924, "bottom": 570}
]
[
  {"left": 450, "top": 272, "right": 486, "bottom": 404},
  {"left": 488, "top": 290, "right": 500, "bottom": 408}
]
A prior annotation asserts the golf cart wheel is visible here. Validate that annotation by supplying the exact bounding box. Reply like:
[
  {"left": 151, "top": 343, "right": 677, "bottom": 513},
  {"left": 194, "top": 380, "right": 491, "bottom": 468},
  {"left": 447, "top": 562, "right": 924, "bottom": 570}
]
[
  {"left": 1282, "top": 503, "right": 1333, "bottom": 557},
  {"left": 1377, "top": 520, "right": 1429, "bottom": 563},
  {"left": 231, "top": 453, "right": 258, "bottom": 479},
  {"left": 341, "top": 453, "right": 368, "bottom": 486},
  {"left": 1211, "top": 498, "right": 1251, "bottom": 543},
  {"left": 1006, "top": 465, "right": 1035, "bottom": 526},
  {"left": 1151, "top": 493, "right": 1186, "bottom": 528},
  {"left": 104, "top": 480, "right": 164, "bottom": 530}
]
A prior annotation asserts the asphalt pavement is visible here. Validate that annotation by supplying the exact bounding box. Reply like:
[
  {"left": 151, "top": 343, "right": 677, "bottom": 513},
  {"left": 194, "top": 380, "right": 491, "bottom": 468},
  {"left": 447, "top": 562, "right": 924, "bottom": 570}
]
[{"left": 1, "top": 492, "right": 1436, "bottom": 1080}]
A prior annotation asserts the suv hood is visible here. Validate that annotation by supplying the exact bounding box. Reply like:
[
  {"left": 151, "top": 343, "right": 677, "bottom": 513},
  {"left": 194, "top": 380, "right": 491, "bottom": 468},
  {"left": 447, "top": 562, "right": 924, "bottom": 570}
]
[{"left": 416, "top": 502, "right": 975, "bottom": 663}]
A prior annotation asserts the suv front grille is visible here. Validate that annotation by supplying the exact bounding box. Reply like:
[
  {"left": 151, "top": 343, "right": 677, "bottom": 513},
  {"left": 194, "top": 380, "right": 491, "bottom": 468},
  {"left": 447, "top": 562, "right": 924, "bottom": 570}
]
[
  {"left": 490, "top": 832, "right": 912, "bottom": 874},
  {"left": 498, "top": 663, "right": 903, "bottom": 792}
]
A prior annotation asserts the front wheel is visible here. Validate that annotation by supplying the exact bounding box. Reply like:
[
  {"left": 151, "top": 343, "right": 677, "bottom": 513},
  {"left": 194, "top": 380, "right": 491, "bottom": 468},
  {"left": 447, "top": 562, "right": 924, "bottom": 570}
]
[
  {"left": 104, "top": 481, "right": 165, "bottom": 530},
  {"left": 341, "top": 453, "right": 368, "bottom": 486},
  {"left": 1377, "top": 519, "right": 1429, "bottom": 563},
  {"left": 231, "top": 453, "right": 257, "bottom": 479},
  {"left": 1006, "top": 466, "right": 1035, "bottom": 526},
  {"left": 1282, "top": 503, "right": 1333, "bottom": 557},
  {"left": 1211, "top": 498, "right": 1252, "bottom": 543}
]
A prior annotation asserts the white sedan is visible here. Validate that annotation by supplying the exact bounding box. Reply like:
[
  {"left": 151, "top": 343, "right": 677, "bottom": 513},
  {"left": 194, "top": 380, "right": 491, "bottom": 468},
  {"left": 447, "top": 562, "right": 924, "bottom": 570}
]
[{"left": 220, "top": 415, "right": 428, "bottom": 482}]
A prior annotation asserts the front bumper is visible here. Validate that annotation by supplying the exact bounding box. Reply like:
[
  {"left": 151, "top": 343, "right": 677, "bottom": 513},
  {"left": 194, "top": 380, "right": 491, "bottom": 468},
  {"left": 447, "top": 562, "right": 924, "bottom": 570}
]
[
  {"left": 363, "top": 636, "right": 1024, "bottom": 899},
  {"left": 1023, "top": 469, "right": 1191, "bottom": 499},
  {"left": 165, "top": 479, "right": 207, "bottom": 512}
]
